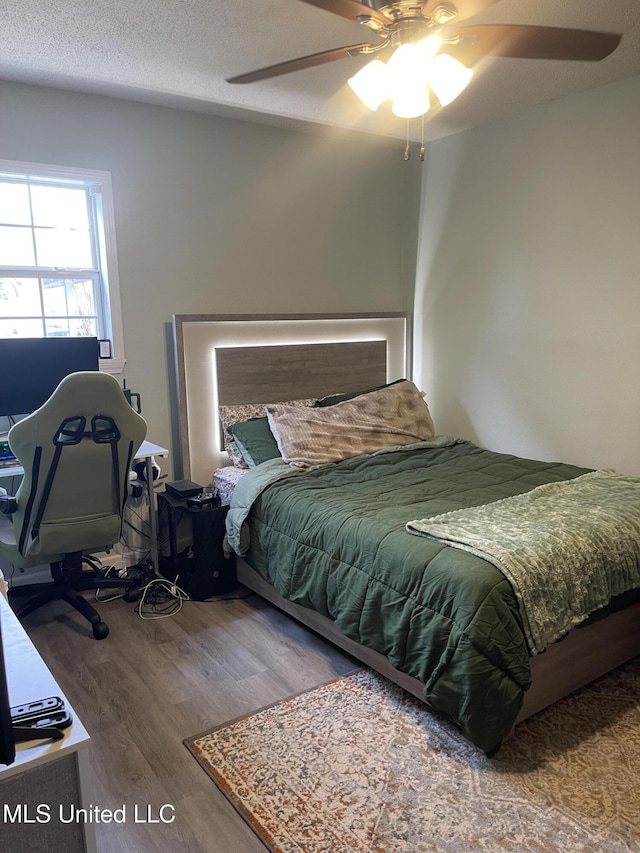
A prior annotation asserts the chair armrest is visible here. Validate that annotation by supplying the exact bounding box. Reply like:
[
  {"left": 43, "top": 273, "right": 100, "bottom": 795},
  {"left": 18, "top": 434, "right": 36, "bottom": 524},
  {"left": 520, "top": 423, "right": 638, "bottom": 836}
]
[{"left": 0, "top": 495, "right": 17, "bottom": 515}]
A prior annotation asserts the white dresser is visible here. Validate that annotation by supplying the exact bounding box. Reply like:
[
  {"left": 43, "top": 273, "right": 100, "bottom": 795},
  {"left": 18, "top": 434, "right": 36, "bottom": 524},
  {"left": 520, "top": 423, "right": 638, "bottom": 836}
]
[{"left": 0, "top": 595, "right": 95, "bottom": 852}]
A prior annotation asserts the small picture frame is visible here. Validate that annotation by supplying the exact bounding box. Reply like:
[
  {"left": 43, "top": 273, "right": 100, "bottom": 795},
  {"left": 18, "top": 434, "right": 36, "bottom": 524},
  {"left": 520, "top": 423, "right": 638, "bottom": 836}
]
[{"left": 98, "top": 339, "right": 113, "bottom": 359}]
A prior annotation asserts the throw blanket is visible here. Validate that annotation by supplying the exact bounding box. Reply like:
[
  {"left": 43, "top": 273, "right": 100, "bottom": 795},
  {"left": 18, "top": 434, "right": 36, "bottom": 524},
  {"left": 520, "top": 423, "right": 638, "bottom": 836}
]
[{"left": 407, "top": 469, "right": 640, "bottom": 655}]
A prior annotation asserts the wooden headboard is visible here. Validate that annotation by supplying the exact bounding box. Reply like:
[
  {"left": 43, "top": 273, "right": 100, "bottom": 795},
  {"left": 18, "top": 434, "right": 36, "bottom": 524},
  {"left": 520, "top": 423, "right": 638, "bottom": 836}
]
[
  {"left": 172, "top": 313, "right": 410, "bottom": 486},
  {"left": 216, "top": 340, "right": 387, "bottom": 405}
]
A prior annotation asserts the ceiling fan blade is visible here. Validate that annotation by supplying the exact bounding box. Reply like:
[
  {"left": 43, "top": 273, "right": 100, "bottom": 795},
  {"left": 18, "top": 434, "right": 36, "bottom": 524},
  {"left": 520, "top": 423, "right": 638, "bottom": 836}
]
[
  {"left": 298, "top": 0, "right": 388, "bottom": 29},
  {"left": 421, "top": 0, "right": 500, "bottom": 24},
  {"left": 451, "top": 24, "right": 622, "bottom": 61},
  {"left": 226, "top": 43, "right": 374, "bottom": 84}
]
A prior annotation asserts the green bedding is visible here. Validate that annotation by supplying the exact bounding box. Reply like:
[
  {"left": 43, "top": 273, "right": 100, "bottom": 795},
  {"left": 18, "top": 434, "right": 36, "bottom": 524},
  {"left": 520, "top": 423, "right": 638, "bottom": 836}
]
[{"left": 227, "top": 439, "right": 592, "bottom": 755}]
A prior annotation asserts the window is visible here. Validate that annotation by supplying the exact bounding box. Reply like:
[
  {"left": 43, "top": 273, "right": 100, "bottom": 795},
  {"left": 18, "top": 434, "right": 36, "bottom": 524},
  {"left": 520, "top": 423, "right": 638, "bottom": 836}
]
[{"left": 0, "top": 160, "right": 125, "bottom": 371}]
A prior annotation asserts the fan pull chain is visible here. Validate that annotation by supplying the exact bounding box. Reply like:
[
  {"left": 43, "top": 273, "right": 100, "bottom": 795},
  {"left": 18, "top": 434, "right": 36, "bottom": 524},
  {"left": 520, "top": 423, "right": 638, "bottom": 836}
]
[{"left": 402, "top": 119, "right": 426, "bottom": 162}]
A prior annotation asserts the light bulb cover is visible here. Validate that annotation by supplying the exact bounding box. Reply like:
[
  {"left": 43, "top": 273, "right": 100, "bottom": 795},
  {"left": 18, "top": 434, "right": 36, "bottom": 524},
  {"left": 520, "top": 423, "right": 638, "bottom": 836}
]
[
  {"left": 387, "top": 43, "right": 425, "bottom": 86},
  {"left": 348, "top": 60, "right": 390, "bottom": 111},
  {"left": 427, "top": 53, "right": 473, "bottom": 106},
  {"left": 392, "top": 85, "right": 430, "bottom": 119}
]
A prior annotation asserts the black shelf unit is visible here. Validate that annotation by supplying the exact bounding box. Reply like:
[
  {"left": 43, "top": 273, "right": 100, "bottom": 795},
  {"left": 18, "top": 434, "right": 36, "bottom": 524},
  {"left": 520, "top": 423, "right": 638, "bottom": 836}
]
[{"left": 157, "top": 490, "right": 236, "bottom": 599}]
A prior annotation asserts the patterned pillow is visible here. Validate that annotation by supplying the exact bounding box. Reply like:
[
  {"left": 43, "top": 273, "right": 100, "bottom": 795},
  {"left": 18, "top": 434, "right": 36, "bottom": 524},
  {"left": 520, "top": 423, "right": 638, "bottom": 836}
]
[
  {"left": 219, "top": 399, "right": 317, "bottom": 468},
  {"left": 266, "top": 380, "right": 435, "bottom": 469},
  {"left": 212, "top": 465, "right": 247, "bottom": 505}
]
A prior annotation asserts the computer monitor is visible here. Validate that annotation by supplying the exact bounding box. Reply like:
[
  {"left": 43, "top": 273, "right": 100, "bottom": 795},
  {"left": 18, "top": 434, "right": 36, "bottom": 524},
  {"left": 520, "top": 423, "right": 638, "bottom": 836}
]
[{"left": 0, "top": 337, "right": 100, "bottom": 417}]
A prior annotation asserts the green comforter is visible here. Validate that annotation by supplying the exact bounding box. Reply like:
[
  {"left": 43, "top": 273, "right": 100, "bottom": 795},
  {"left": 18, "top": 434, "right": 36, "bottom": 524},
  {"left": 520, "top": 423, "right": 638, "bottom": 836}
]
[{"left": 226, "top": 438, "right": 591, "bottom": 755}]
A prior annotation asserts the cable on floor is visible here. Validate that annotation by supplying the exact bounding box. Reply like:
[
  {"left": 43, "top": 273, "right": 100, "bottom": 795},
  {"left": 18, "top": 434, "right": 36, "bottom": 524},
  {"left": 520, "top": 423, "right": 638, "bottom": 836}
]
[{"left": 135, "top": 576, "right": 190, "bottom": 619}]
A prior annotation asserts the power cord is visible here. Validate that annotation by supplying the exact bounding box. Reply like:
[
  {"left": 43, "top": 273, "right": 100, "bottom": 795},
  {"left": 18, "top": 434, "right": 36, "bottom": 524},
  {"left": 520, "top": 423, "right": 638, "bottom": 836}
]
[
  {"left": 94, "top": 564, "right": 129, "bottom": 603},
  {"left": 135, "top": 577, "right": 190, "bottom": 619},
  {"left": 83, "top": 555, "right": 137, "bottom": 603}
]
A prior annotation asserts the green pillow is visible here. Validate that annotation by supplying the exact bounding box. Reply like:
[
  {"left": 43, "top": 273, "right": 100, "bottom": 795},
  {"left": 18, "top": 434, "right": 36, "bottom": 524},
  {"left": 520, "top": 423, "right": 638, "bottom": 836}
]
[
  {"left": 229, "top": 417, "right": 281, "bottom": 467},
  {"left": 314, "top": 378, "right": 405, "bottom": 407}
]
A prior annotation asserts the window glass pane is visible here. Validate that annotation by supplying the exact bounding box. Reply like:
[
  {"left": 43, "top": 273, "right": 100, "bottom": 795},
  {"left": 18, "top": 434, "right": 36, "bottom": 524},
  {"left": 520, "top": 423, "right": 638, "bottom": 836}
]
[
  {"left": 70, "top": 317, "right": 97, "bottom": 336},
  {"left": 44, "top": 319, "right": 70, "bottom": 337},
  {"left": 0, "top": 225, "right": 35, "bottom": 265},
  {"left": 0, "top": 318, "right": 44, "bottom": 337},
  {"left": 42, "top": 278, "right": 67, "bottom": 317},
  {"left": 42, "top": 278, "right": 96, "bottom": 318},
  {"left": 0, "top": 278, "right": 41, "bottom": 317},
  {"left": 45, "top": 317, "right": 97, "bottom": 337},
  {"left": 34, "top": 226, "right": 93, "bottom": 268},
  {"left": 69, "top": 317, "right": 98, "bottom": 338},
  {"left": 30, "top": 185, "right": 89, "bottom": 230},
  {"left": 67, "top": 279, "right": 96, "bottom": 318},
  {"left": 0, "top": 183, "right": 31, "bottom": 226}
]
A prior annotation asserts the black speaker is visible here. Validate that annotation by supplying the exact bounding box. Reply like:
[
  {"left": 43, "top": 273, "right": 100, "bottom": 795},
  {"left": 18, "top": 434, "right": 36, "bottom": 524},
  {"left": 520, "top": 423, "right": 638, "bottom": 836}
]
[{"left": 157, "top": 492, "right": 236, "bottom": 599}]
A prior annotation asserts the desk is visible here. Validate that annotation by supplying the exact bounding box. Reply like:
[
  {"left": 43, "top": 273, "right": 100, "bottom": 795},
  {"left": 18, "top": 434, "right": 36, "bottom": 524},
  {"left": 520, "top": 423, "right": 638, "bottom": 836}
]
[
  {"left": 0, "top": 595, "right": 95, "bottom": 852},
  {"left": 0, "top": 439, "right": 168, "bottom": 577}
]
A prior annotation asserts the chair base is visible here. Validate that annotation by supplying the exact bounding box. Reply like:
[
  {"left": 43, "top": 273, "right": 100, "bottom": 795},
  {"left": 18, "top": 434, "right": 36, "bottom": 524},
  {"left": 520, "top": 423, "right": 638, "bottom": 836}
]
[{"left": 8, "top": 554, "right": 141, "bottom": 640}]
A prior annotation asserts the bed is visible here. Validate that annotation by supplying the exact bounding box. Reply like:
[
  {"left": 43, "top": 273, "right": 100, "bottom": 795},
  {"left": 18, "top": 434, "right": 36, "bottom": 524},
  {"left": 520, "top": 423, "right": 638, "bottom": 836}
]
[{"left": 172, "top": 313, "right": 640, "bottom": 756}]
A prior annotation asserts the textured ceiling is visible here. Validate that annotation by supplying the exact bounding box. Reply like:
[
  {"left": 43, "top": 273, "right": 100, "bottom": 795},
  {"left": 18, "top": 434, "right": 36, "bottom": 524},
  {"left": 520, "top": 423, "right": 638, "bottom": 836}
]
[{"left": 1, "top": 0, "right": 639, "bottom": 142}]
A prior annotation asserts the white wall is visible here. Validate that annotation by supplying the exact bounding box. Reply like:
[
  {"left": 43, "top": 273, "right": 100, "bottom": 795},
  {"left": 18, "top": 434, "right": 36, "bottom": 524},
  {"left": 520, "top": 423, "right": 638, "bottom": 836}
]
[
  {"left": 0, "top": 81, "right": 422, "bottom": 473},
  {"left": 414, "top": 74, "right": 640, "bottom": 475}
]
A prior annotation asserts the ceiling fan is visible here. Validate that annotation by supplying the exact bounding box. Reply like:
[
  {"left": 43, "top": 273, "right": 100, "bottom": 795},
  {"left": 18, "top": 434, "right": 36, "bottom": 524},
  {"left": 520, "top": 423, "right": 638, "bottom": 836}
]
[{"left": 226, "top": 1, "right": 622, "bottom": 121}]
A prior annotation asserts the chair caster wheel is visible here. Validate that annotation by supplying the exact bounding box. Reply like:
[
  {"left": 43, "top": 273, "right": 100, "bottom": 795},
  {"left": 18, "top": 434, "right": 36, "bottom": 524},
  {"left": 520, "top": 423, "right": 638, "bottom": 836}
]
[
  {"left": 93, "top": 621, "right": 109, "bottom": 640},
  {"left": 123, "top": 588, "right": 139, "bottom": 603}
]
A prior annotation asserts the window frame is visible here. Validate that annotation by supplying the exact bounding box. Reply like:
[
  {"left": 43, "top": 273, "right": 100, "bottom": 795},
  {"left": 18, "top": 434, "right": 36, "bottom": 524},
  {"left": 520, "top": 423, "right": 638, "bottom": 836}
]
[{"left": 0, "top": 159, "right": 125, "bottom": 373}]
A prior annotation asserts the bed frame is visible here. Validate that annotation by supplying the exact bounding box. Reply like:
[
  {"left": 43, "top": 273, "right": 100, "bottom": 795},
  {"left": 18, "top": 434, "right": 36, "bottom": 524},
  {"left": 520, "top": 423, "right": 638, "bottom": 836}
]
[
  {"left": 236, "top": 558, "right": 640, "bottom": 726},
  {"left": 172, "top": 313, "right": 640, "bottom": 733}
]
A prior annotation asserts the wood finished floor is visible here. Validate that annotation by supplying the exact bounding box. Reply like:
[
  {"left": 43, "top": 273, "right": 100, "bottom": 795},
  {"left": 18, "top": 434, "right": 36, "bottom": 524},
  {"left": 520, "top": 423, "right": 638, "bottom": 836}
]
[{"left": 21, "top": 583, "right": 358, "bottom": 852}]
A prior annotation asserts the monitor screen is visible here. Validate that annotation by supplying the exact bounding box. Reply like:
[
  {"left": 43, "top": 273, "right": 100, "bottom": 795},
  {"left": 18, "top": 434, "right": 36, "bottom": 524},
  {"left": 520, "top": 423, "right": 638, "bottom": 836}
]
[{"left": 0, "top": 337, "right": 100, "bottom": 417}]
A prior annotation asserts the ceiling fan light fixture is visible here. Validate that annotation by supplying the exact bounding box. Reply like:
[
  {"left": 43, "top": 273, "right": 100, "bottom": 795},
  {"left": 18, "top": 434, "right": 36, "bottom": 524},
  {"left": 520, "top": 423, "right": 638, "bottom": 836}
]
[
  {"left": 347, "top": 36, "right": 471, "bottom": 119},
  {"left": 427, "top": 53, "right": 474, "bottom": 106},
  {"left": 347, "top": 59, "right": 390, "bottom": 111}
]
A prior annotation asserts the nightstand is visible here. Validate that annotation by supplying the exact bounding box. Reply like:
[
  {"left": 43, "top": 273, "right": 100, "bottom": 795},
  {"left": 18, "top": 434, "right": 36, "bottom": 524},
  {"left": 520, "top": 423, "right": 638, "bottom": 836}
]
[{"left": 157, "top": 490, "right": 236, "bottom": 599}]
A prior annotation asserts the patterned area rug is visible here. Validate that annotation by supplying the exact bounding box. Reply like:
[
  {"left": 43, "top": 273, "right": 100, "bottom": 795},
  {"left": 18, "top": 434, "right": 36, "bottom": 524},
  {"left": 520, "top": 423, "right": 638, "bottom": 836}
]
[{"left": 185, "top": 660, "right": 640, "bottom": 852}]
